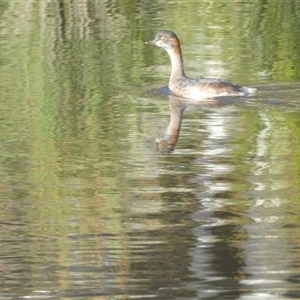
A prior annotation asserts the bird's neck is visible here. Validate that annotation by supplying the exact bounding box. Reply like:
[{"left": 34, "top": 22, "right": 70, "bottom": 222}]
[{"left": 167, "top": 47, "right": 186, "bottom": 81}]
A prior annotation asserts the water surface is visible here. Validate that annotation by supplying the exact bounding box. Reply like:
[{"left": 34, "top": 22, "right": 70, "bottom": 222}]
[{"left": 1, "top": 1, "right": 300, "bottom": 299}]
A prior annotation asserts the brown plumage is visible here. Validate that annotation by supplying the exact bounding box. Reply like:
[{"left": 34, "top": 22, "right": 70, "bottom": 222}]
[{"left": 146, "top": 30, "right": 256, "bottom": 100}]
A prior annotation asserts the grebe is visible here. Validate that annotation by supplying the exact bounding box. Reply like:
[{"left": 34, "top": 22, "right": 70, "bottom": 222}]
[{"left": 146, "top": 30, "right": 256, "bottom": 100}]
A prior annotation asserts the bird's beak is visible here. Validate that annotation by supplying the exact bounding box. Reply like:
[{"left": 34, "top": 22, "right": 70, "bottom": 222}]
[{"left": 145, "top": 39, "right": 156, "bottom": 45}]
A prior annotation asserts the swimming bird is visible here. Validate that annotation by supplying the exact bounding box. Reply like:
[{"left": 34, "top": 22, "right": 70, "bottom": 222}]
[{"left": 146, "top": 30, "right": 256, "bottom": 100}]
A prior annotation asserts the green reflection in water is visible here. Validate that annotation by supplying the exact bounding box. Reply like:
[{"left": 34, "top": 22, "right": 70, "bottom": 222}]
[
  {"left": 1, "top": 0, "right": 300, "bottom": 233},
  {"left": 1, "top": 1, "right": 300, "bottom": 298},
  {"left": 0, "top": 0, "right": 300, "bottom": 222}
]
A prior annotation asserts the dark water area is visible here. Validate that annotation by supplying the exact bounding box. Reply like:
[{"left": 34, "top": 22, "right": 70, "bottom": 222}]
[{"left": 1, "top": 1, "right": 300, "bottom": 299}]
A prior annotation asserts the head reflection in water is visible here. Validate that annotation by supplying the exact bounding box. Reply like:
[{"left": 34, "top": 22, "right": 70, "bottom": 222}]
[
  {"left": 154, "top": 95, "right": 232, "bottom": 153},
  {"left": 154, "top": 96, "right": 186, "bottom": 153}
]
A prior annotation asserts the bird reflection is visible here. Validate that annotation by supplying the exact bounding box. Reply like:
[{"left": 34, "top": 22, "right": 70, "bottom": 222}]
[{"left": 155, "top": 95, "right": 232, "bottom": 153}]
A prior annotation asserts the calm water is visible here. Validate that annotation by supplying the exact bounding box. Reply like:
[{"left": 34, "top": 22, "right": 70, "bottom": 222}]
[{"left": 1, "top": 1, "right": 300, "bottom": 299}]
